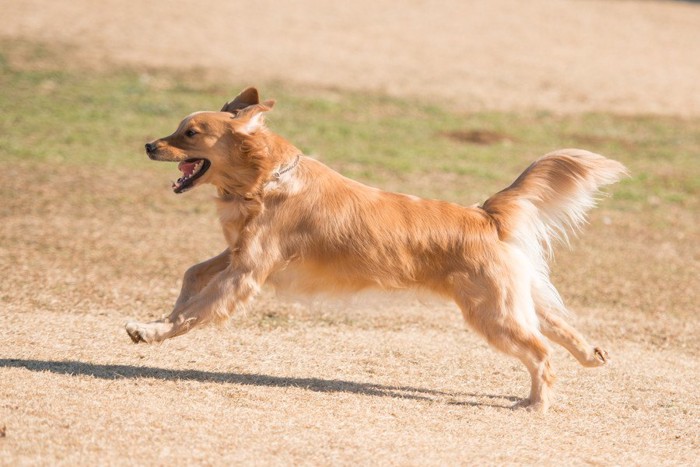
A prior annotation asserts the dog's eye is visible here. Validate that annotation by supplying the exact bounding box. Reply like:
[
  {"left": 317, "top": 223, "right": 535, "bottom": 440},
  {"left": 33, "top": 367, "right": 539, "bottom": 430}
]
[{"left": 185, "top": 129, "right": 198, "bottom": 138}]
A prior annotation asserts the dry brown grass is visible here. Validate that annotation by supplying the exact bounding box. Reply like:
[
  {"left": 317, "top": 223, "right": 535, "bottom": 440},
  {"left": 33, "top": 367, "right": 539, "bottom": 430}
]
[{"left": 1, "top": 153, "right": 698, "bottom": 464}]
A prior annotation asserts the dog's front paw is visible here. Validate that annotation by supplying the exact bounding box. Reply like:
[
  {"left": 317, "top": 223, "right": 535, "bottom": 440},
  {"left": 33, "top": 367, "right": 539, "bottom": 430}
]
[
  {"left": 125, "top": 320, "right": 174, "bottom": 344},
  {"left": 125, "top": 321, "right": 153, "bottom": 344}
]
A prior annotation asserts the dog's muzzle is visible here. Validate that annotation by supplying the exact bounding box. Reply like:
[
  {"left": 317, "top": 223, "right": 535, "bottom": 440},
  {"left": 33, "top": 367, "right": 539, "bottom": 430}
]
[{"left": 145, "top": 142, "right": 158, "bottom": 159}]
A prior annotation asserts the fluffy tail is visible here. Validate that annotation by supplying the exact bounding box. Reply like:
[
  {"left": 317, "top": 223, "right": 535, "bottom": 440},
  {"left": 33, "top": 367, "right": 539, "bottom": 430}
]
[{"left": 481, "top": 148, "right": 628, "bottom": 313}]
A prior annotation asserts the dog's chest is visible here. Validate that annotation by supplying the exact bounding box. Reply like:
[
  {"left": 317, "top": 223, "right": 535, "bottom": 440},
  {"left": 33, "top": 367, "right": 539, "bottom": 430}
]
[{"left": 216, "top": 198, "right": 248, "bottom": 246}]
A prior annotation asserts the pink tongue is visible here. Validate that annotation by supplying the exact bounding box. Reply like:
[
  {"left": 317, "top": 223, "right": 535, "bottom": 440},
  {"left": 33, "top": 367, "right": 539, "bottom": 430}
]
[{"left": 178, "top": 160, "right": 197, "bottom": 176}]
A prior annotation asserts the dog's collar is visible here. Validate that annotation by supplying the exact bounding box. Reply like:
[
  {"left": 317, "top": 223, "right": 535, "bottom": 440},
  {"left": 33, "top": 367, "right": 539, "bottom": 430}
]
[
  {"left": 271, "top": 154, "right": 301, "bottom": 180},
  {"left": 218, "top": 155, "right": 303, "bottom": 200},
  {"left": 260, "top": 154, "right": 302, "bottom": 194}
]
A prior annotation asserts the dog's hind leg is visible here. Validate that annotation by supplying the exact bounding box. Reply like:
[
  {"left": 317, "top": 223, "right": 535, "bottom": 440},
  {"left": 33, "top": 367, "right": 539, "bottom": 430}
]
[
  {"left": 453, "top": 275, "right": 555, "bottom": 412},
  {"left": 535, "top": 304, "right": 609, "bottom": 367},
  {"left": 531, "top": 281, "right": 608, "bottom": 367},
  {"left": 173, "top": 249, "right": 231, "bottom": 309},
  {"left": 125, "top": 265, "right": 263, "bottom": 344}
]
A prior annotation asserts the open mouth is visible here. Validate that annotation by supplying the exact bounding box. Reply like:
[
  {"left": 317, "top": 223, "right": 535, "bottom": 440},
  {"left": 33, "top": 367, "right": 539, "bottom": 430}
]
[{"left": 172, "top": 158, "right": 210, "bottom": 193}]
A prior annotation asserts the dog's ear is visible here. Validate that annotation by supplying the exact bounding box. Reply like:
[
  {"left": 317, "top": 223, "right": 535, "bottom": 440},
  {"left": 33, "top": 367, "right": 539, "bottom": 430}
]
[
  {"left": 239, "top": 100, "right": 275, "bottom": 134},
  {"left": 220, "top": 87, "right": 260, "bottom": 113}
]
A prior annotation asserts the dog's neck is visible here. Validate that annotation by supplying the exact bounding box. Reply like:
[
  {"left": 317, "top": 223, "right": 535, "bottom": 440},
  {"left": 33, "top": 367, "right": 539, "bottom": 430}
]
[{"left": 216, "top": 132, "right": 302, "bottom": 201}]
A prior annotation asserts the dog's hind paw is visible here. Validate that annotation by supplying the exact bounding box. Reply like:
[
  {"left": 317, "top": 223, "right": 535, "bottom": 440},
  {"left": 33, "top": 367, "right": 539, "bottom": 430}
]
[
  {"left": 511, "top": 398, "right": 549, "bottom": 413},
  {"left": 592, "top": 347, "right": 609, "bottom": 366}
]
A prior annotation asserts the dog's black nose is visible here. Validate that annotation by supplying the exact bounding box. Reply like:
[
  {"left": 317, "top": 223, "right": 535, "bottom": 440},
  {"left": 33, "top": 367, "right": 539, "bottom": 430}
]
[{"left": 145, "top": 142, "right": 157, "bottom": 157}]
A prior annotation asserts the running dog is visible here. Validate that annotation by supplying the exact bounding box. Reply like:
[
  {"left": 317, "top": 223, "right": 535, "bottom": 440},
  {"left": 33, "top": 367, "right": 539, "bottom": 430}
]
[{"left": 126, "top": 87, "right": 627, "bottom": 412}]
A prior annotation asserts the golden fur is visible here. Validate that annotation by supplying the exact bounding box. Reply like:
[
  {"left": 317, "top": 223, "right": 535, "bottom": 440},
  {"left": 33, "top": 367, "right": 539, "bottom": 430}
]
[{"left": 126, "top": 87, "right": 628, "bottom": 412}]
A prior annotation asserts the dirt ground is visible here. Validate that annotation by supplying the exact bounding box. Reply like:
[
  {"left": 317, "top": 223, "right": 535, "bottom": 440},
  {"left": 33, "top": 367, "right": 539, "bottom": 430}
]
[
  {"left": 1, "top": 0, "right": 699, "bottom": 465},
  {"left": 2, "top": 0, "right": 700, "bottom": 116}
]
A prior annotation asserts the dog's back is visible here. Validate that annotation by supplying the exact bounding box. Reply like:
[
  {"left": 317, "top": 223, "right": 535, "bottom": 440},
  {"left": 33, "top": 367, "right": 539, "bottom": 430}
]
[{"left": 264, "top": 157, "right": 499, "bottom": 295}]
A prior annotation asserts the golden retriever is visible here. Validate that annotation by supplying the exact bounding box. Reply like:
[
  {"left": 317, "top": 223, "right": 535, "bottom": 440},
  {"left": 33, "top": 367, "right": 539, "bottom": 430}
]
[{"left": 126, "top": 87, "right": 627, "bottom": 412}]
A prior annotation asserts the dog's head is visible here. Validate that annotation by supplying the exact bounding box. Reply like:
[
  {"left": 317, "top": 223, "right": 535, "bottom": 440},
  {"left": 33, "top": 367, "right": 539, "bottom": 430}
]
[{"left": 145, "top": 87, "right": 276, "bottom": 194}]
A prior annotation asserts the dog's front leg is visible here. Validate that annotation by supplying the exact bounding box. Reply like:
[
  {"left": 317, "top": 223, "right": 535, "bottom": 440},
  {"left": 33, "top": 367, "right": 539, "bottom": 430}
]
[
  {"left": 125, "top": 265, "right": 262, "bottom": 344},
  {"left": 173, "top": 249, "right": 231, "bottom": 309}
]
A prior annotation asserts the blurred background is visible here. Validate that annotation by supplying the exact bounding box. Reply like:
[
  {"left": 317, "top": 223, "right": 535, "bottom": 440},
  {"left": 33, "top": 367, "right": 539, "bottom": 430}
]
[{"left": 3, "top": 0, "right": 700, "bottom": 115}]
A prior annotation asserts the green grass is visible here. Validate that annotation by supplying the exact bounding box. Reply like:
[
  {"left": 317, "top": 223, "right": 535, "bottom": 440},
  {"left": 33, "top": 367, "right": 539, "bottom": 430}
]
[{"left": 1, "top": 45, "right": 698, "bottom": 210}]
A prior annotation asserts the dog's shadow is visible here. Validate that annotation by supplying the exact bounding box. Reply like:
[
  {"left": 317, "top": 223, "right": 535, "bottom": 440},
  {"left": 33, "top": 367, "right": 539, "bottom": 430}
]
[{"left": 0, "top": 358, "right": 519, "bottom": 408}]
